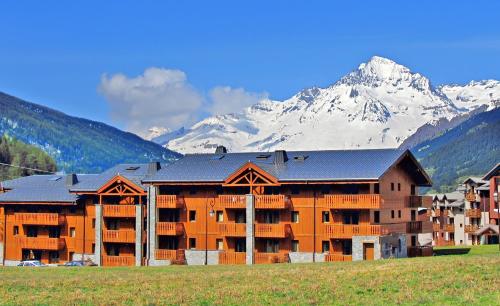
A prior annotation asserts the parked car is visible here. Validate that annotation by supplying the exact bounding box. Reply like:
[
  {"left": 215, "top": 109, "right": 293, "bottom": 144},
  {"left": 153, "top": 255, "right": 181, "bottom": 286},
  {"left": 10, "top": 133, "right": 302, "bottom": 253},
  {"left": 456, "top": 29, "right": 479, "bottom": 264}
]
[
  {"left": 17, "top": 260, "right": 47, "bottom": 267},
  {"left": 63, "top": 260, "right": 97, "bottom": 267}
]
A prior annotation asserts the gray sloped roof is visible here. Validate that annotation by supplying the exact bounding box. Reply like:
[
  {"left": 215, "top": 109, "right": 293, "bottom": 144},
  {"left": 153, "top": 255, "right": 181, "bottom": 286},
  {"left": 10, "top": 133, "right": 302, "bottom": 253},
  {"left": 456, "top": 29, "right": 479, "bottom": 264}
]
[
  {"left": 144, "top": 149, "right": 430, "bottom": 185},
  {"left": 482, "top": 163, "right": 500, "bottom": 180}
]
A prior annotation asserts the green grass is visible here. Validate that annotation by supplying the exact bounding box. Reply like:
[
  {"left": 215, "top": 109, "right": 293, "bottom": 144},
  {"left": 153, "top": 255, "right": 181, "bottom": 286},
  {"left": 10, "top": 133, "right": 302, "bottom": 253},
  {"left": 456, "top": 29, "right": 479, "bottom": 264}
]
[{"left": 1, "top": 246, "right": 499, "bottom": 305}]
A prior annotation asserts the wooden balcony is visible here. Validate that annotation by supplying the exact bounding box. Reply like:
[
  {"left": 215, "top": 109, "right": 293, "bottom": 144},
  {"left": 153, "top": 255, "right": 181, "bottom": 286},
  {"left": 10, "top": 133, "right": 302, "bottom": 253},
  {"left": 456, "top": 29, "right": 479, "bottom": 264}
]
[
  {"left": 465, "top": 224, "right": 480, "bottom": 233},
  {"left": 407, "top": 195, "right": 433, "bottom": 208},
  {"left": 255, "top": 224, "right": 290, "bottom": 238},
  {"left": 102, "top": 205, "right": 136, "bottom": 218},
  {"left": 407, "top": 221, "right": 434, "bottom": 234},
  {"left": 324, "top": 194, "right": 381, "bottom": 209},
  {"left": 102, "top": 255, "right": 135, "bottom": 266},
  {"left": 219, "top": 251, "right": 246, "bottom": 265},
  {"left": 443, "top": 224, "right": 455, "bottom": 232},
  {"left": 17, "top": 237, "right": 65, "bottom": 250},
  {"left": 102, "top": 230, "right": 136, "bottom": 243},
  {"left": 432, "top": 223, "right": 440, "bottom": 232},
  {"left": 156, "top": 222, "right": 184, "bottom": 236},
  {"left": 218, "top": 195, "right": 246, "bottom": 209},
  {"left": 323, "top": 223, "right": 406, "bottom": 238},
  {"left": 155, "top": 249, "right": 185, "bottom": 261},
  {"left": 465, "top": 209, "right": 481, "bottom": 218},
  {"left": 433, "top": 210, "right": 441, "bottom": 217},
  {"left": 218, "top": 223, "right": 246, "bottom": 237},
  {"left": 156, "top": 195, "right": 184, "bottom": 208},
  {"left": 254, "top": 252, "right": 289, "bottom": 264},
  {"left": 255, "top": 195, "right": 289, "bottom": 210},
  {"left": 325, "top": 254, "right": 353, "bottom": 262},
  {"left": 14, "top": 213, "right": 64, "bottom": 225}
]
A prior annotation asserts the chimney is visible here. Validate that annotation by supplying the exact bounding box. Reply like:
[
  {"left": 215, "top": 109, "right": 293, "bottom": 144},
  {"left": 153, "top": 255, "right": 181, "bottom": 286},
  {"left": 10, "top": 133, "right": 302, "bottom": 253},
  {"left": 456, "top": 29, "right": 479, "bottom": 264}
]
[
  {"left": 66, "top": 173, "right": 78, "bottom": 186},
  {"left": 147, "top": 162, "right": 161, "bottom": 175},
  {"left": 215, "top": 145, "right": 227, "bottom": 154},
  {"left": 273, "top": 150, "right": 288, "bottom": 165}
]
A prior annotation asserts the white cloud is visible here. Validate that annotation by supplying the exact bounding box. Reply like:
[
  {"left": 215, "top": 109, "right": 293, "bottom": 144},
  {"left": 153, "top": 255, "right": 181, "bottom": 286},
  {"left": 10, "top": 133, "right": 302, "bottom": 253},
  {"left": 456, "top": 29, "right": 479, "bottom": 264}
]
[
  {"left": 209, "top": 86, "right": 268, "bottom": 115},
  {"left": 98, "top": 67, "right": 203, "bottom": 137}
]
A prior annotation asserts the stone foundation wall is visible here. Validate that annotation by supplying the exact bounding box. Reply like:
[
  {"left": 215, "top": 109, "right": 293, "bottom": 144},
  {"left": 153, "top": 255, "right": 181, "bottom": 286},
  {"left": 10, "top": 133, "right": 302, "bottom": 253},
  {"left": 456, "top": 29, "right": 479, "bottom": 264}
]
[
  {"left": 185, "top": 250, "right": 221, "bottom": 265},
  {"left": 72, "top": 253, "right": 97, "bottom": 263},
  {"left": 380, "top": 234, "right": 407, "bottom": 259},
  {"left": 148, "top": 259, "right": 171, "bottom": 266},
  {"left": 352, "top": 235, "right": 381, "bottom": 261},
  {"left": 289, "top": 252, "right": 314, "bottom": 263}
]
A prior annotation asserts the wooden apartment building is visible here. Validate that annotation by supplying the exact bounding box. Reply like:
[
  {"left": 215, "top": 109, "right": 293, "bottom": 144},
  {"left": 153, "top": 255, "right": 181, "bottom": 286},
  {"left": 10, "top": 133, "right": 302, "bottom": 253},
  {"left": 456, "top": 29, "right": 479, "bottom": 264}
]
[{"left": 0, "top": 148, "right": 434, "bottom": 266}]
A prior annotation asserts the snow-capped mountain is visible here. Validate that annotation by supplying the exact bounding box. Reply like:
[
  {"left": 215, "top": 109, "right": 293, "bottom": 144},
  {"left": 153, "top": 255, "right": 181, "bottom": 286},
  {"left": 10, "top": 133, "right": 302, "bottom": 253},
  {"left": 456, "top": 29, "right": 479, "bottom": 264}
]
[
  {"left": 160, "top": 56, "right": 499, "bottom": 154},
  {"left": 144, "top": 126, "right": 170, "bottom": 141}
]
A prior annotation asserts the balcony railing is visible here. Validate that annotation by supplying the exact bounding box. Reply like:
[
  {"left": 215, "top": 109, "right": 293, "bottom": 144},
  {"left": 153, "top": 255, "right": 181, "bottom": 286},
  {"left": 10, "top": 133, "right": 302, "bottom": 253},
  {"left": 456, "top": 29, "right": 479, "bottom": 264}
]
[
  {"left": 255, "top": 224, "right": 290, "bottom": 238},
  {"left": 433, "top": 210, "right": 441, "bottom": 217},
  {"left": 102, "top": 230, "right": 136, "bottom": 243},
  {"left": 465, "top": 224, "right": 480, "bottom": 233},
  {"left": 407, "top": 195, "right": 433, "bottom": 208},
  {"left": 219, "top": 251, "right": 246, "bottom": 265},
  {"left": 218, "top": 223, "right": 246, "bottom": 237},
  {"left": 156, "top": 222, "right": 184, "bottom": 236},
  {"left": 432, "top": 223, "right": 440, "bottom": 232},
  {"left": 155, "top": 249, "right": 185, "bottom": 262},
  {"left": 254, "top": 252, "right": 289, "bottom": 264},
  {"left": 255, "top": 195, "right": 289, "bottom": 209},
  {"left": 102, "top": 205, "right": 136, "bottom": 218},
  {"left": 102, "top": 255, "right": 135, "bottom": 266},
  {"left": 14, "top": 213, "right": 65, "bottom": 225},
  {"left": 465, "top": 209, "right": 481, "bottom": 218},
  {"left": 325, "top": 254, "right": 353, "bottom": 262},
  {"left": 324, "top": 194, "right": 381, "bottom": 209},
  {"left": 17, "top": 237, "right": 65, "bottom": 250},
  {"left": 218, "top": 195, "right": 246, "bottom": 209},
  {"left": 406, "top": 221, "right": 434, "bottom": 234},
  {"left": 156, "top": 195, "right": 184, "bottom": 208},
  {"left": 323, "top": 224, "right": 406, "bottom": 238},
  {"left": 443, "top": 224, "right": 455, "bottom": 232}
]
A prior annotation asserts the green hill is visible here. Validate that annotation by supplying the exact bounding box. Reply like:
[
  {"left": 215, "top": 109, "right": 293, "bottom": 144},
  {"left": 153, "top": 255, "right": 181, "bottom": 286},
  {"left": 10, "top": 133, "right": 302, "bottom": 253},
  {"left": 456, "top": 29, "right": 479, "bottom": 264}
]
[
  {"left": 0, "top": 91, "right": 181, "bottom": 173},
  {"left": 412, "top": 107, "right": 500, "bottom": 193}
]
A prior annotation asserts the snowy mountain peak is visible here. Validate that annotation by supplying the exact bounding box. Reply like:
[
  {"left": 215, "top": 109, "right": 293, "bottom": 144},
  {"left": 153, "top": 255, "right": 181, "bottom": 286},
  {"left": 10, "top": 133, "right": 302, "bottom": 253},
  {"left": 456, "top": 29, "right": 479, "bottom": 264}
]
[{"left": 154, "top": 56, "right": 499, "bottom": 154}]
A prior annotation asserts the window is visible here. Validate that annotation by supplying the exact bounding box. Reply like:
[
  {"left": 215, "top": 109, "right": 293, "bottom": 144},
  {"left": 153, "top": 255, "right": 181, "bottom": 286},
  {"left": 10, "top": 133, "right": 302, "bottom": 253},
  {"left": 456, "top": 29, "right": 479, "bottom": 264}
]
[
  {"left": 216, "top": 211, "right": 224, "bottom": 222},
  {"left": 410, "top": 184, "right": 416, "bottom": 195},
  {"left": 70, "top": 227, "right": 76, "bottom": 238},
  {"left": 322, "top": 241, "right": 330, "bottom": 253},
  {"left": 342, "top": 240, "right": 352, "bottom": 255},
  {"left": 107, "top": 219, "right": 119, "bottom": 230},
  {"left": 13, "top": 226, "right": 19, "bottom": 236},
  {"left": 235, "top": 211, "right": 246, "bottom": 223},
  {"left": 374, "top": 211, "right": 380, "bottom": 224},
  {"left": 291, "top": 211, "right": 299, "bottom": 223},
  {"left": 398, "top": 210, "right": 401, "bottom": 218},
  {"left": 189, "top": 210, "right": 197, "bottom": 222},
  {"left": 235, "top": 239, "right": 246, "bottom": 252},
  {"left": 292, "top": 240, "right": 299, "bottom": 252},
  {"left": 397, "top": 183, "right": 401, "bottom": 191},
  {"left": 265, "top": 239, "right": 280, "bottom": 253},
  {"left": 189, "top": 238, "right": 197, "bottom": 249},
  {"left": 342, "top": 211, "right": 359, "bottom": 225},
  {"left": 216, "top": 238, "right": 224, "bottom": 250},
  {"left": 291, "top": 186, "right": 300, "bottom": 195},
  {"left": 27, "top": 226, "right": 37, "bottom": 237},
  {"left": 411, "top": 235, "right": 417, "bottom": 247},
  {"left": 449, "top": 218, "right": 454, "bottom": 224},
  {"left": 391, "top": 183, "right": 395, "bottom": 191},
  {"left": 398, "top": 239, "right": 402, "bottom": 253},
  {"left": 460, "top": 223, "right": 463, "bottom": 228},
  {"left": 92, "top": 243, "right": 95, "bottom": 253},
  {"left": 322, "top": 211, "right": 330, "bottom": 223},
  {"left": 374, "top": 183, "right": 380, "bottom": 194},
  {"left": 391, "top": 210, "right": 395, "bottom": 219},
  {"left": 49, "top": 251, "right": 59, "bottom": 264},
  {"left": 92, "top": 218, "right": 96, "bottom": 229}
]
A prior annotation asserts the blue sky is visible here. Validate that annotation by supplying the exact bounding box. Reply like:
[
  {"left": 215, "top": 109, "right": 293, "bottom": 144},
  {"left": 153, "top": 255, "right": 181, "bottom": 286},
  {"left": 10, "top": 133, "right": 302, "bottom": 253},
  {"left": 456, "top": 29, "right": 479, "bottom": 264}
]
[{"left": 1, "top": 1, "right": 499, "bottom": 135}]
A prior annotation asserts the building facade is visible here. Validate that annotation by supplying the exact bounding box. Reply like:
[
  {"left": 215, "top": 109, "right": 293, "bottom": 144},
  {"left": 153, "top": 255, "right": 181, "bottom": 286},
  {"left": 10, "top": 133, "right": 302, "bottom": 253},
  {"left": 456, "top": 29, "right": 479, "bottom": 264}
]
[{"left": 0, "top": 148, "right": 434, "bottom": 266}]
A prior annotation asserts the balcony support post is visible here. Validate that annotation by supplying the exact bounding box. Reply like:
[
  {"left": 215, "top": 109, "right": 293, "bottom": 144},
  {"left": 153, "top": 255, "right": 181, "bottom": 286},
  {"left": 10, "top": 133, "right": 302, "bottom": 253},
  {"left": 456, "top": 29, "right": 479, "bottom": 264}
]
[
  {"left": 245, "top": 194, "right": 255, "bottom": 265},
  {"left": 135, "top": 204, "right": 143, "bottom": 267},
  {"left": 94, "top": 204, "right": 102, "bottom": 266},
  {"left": 147, "top": 186, "right": 158, "bottom": 265}
]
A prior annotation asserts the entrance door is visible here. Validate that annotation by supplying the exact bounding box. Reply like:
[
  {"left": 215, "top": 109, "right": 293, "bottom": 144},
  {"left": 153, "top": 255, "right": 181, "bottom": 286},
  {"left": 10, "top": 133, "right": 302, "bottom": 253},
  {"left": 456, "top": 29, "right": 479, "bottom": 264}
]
[{"left": 363, "top": 243, "right": 374, "bottom": 260}]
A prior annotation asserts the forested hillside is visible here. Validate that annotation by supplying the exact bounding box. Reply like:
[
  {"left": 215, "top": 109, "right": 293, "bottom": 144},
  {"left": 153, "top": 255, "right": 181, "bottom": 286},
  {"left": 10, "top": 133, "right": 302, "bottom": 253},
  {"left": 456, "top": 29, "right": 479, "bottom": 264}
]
[
  {"left": 412, "top": 108, "right": 500, "bottom": 193},
  {"left": 0, "top": 92, "right": 181, "bottom": 173},
  {"left": 0, "top": 135, "right": 57, "bottom": 181}
]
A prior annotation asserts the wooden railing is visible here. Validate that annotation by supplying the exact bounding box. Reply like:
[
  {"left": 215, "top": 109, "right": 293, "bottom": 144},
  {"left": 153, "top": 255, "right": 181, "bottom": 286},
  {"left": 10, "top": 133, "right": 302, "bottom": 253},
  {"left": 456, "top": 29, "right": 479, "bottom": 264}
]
[
  {"left": 435, "top": 239, "right": 454, "bottom": 247},
  {"left": 443, "top": 224, "right": 455, "bottom": 232},
  {"left": 465, "top": 224, "right": 480, "bottom": 233},
  {"left": 433, "top": 210, "right": 441, "bottom": 217},
  {"left": 323, "top": 224, "right": 405, "bottom": 238},
  {"left": 218, "top": 195, "right": 246, "bottom": 209},
  {"left": 14, "top": 213, "right": 64, "bottom": 225},
  {"left": 102, "top": 230, "right": 136, "bottom": 243},
  {"left": 254, "top": 252, "right": 289, "bottom": 264},
  {"left": 219, "top": 251, "right": 246, "bottom": 264},
  {"left": 102, "top": 205, "right": 136, "bottom": 218},
  {"left": 407, "top": 195, "right": 433, "bottom": 208},
  {"left": 156, "top": 222, "right": 184, "bottom": 236},
  {"left": 218, "top": 223, "right": 246, "bottom": 237},
  {"left": 325, "top": 254, "right": 353, "bottom": 262},
  {"left": 17, "top": 237, "right": 65, "bottom": 250},
  {"left": 255, "top": 195, "right": 288, "bottom": 209},
  {"left": 255, "top": 224, "right": 289, "bottom": 238},
  {"left": 155, "top": 249, "right": 185, "bottom": 261},
  {"left": 324, "top": 194, "right": 381, "bottom": 209},
  {"left": 157, "top": 195, "right": 184, "bottom": 208},
  {"left": 102, "top": 256, "right": 135, "bottom": 266},
  {"left": 432, "top": 223, "right": 440, "bottom": 232},
  {"left": 465, "top": 209, "right": 481, "bottom": 218}
]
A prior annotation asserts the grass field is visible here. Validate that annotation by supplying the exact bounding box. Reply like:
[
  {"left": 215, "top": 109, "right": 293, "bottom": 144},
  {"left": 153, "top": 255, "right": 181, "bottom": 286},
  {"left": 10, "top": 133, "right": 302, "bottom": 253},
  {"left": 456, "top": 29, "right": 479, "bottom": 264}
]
[{"left": 1, "top": 245, "right": 499, "bottom": 305}]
